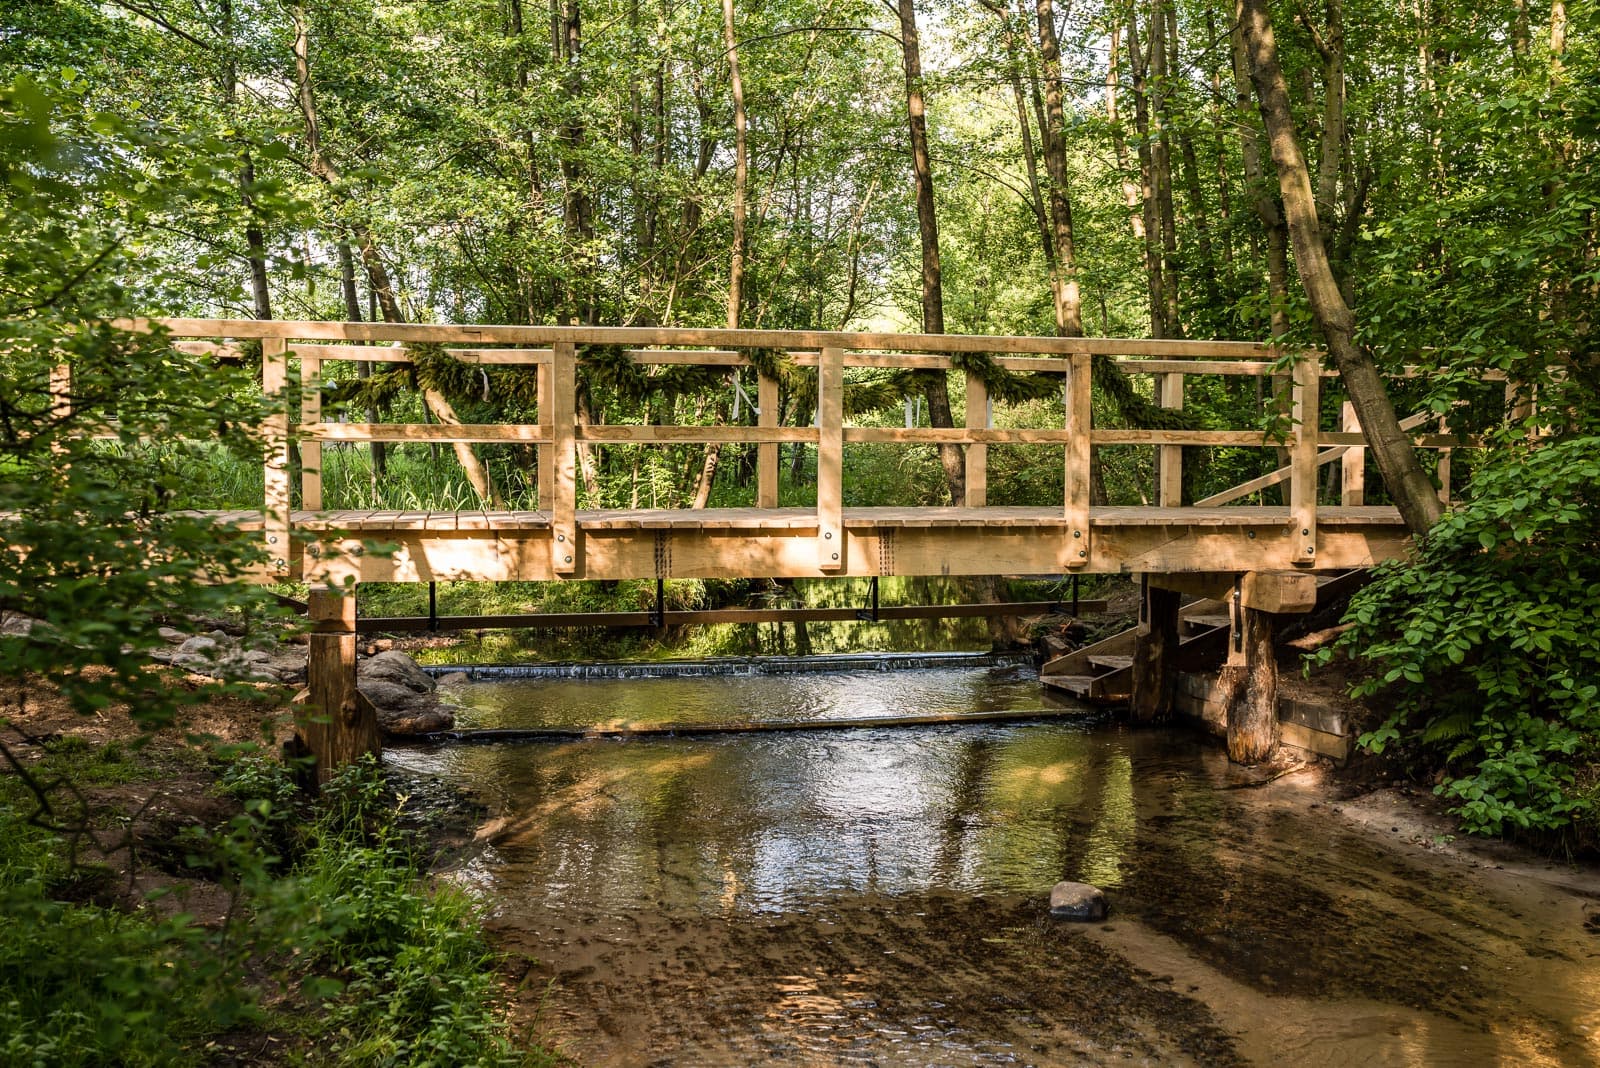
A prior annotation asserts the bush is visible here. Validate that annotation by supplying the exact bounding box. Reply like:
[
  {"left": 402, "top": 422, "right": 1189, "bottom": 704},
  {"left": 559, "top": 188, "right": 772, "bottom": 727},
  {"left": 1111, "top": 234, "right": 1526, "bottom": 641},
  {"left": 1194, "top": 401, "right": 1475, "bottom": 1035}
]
[{"left": 1328, "top": 436, "right": 1600, "bottom": 842}]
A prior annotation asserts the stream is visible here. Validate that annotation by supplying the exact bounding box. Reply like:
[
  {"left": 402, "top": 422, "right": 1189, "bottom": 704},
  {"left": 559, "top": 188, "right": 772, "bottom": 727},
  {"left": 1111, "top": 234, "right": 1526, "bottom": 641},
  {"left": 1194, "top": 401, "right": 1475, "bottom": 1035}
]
[{"left": 391, "top": 663, "right": 1600, "bottom": 1067}]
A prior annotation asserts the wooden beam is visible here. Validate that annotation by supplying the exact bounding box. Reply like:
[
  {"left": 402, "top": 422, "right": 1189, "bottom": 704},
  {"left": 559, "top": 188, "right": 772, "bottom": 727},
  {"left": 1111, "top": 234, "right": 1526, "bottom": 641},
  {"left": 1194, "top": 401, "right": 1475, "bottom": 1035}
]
[
  {"left": 1157, "top": 371, "right": 1183, "bottom": 507},
  {"left": 261, "top": 337, "right": 291, "bottom": 578},
  {"left": 817, "top": 345, "right": 844, "bottom": 571},
  {"left": 304, "top": 423, "right": 551, "bottom": 443},
  {"left": 757, "top": 371, "right": 779, "bottom": 508},
  {"left": 536, "top": 361, "right": 554, "bottom": 509},
  {"left": 965, "top": 370, "right": 987, "bottom": 507},
  {"left": 299, "top": 355, "right": 322, "bottom": 511},
  {"left": 1289, "top": 351, "right": 1321, "bottom": 566},
  {"left": 1148, "top": 570, "right": 1317, "bottom": 613},
  {"left": 301, "top": 586, "right": 379, "bottom": 784},
  {"left": 1063, "top": 353, "right": 1092, "bottom": 569},
  {"left": 1129, "top": 583, "right": 1180, "bottom": 723},
  {"left": 550, "top": 341, "right": 578, "bottom": 575},
  {"left": 1340, "top": 401, "right": 1364, "bottom": 506}
]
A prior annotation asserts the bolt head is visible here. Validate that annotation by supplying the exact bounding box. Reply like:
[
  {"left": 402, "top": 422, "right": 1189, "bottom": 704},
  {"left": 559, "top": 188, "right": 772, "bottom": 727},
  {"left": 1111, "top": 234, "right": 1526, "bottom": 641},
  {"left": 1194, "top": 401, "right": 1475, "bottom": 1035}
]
[
  {"left": 1302, "top": 527, "right": 1310, "bottom": 536},
  {"left": 557, "top": 533, "right": 566, "bottom": 542},
  {"left": 1079, "top": 550, "right": 1087, "bottom": 558},
  {"left": 831, "top": 552, "right": 839, "bottom": 561},
  {"left": 565, "top": 554, "right": 573, "bottom": 563},
  {"left": 824, "top": 531, "right": 833, "bottom": 539},
  {"left": 1073, "top": 530, "right": 1081, "bottom": 538}
]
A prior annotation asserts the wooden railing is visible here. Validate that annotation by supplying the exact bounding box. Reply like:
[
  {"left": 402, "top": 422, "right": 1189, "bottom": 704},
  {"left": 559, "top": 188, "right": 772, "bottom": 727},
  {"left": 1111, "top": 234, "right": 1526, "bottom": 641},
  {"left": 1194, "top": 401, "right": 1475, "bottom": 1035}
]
[{"left": 109, "top": 319, "right": 1483, "bottom": 579}]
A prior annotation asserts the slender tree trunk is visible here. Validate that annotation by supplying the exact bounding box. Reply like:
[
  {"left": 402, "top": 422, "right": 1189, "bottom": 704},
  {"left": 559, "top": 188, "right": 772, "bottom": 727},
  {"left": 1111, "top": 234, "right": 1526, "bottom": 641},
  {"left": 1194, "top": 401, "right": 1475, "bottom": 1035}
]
[
  {"left": 1033, "top": 0, "right": 1084, "bottom": 337},
  {"left": 1128, "top": 9, "right": 1166, "bottom": 337},
  {"left": 1230, "top": 1, "right": 1289, "bottom": 341},
  {"left": 897, "top": 0, "right": 964, "bottom": 503},
  {"left": 1105, "top": 23, "right": 1146, "bottom": 240},
  {"left": 1149, "top": 0, "right": 1182, "bottom": 336},
  {"left": 338, "top": 239, "right": 386, "bottom": 481},
  {"left": 290, "top": 5, "right": 497, "bottom": 506},
  {"left": 1240, "top": 0, "right": 1443, "bottom": 537}
]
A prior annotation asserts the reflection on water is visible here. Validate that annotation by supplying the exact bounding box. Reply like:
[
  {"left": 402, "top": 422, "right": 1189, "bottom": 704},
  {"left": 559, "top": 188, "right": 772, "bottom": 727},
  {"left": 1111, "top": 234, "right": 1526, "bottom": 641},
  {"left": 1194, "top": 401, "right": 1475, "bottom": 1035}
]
[{"left": 395, "top": 665, "right": 1600, "bottom": 1067}]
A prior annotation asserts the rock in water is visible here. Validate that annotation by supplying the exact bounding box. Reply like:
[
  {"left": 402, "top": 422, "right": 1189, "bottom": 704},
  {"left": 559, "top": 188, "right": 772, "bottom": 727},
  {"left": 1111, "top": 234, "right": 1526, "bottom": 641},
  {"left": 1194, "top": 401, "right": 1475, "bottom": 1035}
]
[
  {"left": 359, "top": 649, "right": 436, "bottom": 694},
  {"left": 1049, "top": 881, "right": 1108, "bottom": 922},
  {"left": 356, "top": 650, "right": 454, "bottom": 735}
]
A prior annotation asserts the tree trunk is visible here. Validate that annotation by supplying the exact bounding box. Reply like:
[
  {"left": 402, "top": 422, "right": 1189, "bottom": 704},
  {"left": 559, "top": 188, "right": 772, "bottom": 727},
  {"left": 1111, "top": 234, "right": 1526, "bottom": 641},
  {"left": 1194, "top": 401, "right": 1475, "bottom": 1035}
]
[
  {"left": 896, "top": 0, "right": 964, "bottom": 503},
  {"left": 1229, "top": 3, "right": 1289, "bottom": 340},
  {"left": 1033, "top": 0, "right": 1084, "bottom": 337},
  {"left": 1105, "top": 23, "right": 1146, "bottom": 240},
  {"left": 1240, "top": 0, "right": 1443, "bottom": 537},
  {"left": 1149, "top": 0, "right": 1182, "bottom": 336},
  {"left": 337, "top": 239, "right": 386, "bottom": 482},
  {"left": 1219, "top": 606, "right": 1279, "bottom": 764},
  {"left": 1127, "top": 9, "right": 1166, "bottom": 337}
]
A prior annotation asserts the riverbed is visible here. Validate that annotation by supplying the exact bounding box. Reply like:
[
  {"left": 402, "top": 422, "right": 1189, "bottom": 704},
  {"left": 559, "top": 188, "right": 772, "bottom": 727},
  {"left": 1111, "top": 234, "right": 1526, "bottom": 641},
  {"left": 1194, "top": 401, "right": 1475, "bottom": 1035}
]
[{"left": 392, "top": 664, "right": 1600, "bottom": 1067}]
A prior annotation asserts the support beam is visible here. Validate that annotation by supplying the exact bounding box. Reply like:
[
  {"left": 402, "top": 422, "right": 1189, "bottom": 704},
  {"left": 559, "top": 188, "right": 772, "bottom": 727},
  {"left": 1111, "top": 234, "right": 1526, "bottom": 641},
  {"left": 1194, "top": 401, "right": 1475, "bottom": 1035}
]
[
  {"left": 817, "top": 345, "right": 844, "bottom": 570},
  {"left": 1129, "top": 580, "right": 1180, "bottom": 724},
  {"left": 299, "top": 353, "right": 322, "bottom": 511},
  {"left": 262, "top": 337, "right": 291, "bottom": 577},
  {"left": 301, "top": 586, "right": 379, "bottom": 785},
  {"left": 1148, "top": 570, "right": 1318, "bottom": 613},
  {"left": 1156, "top": 371, "right": 1183, "bottom": 507},
  {"left": 1062, "top": 352, "right": 1091, "bottom": 568},
  {"left": 757, "top": 371, "right": 779, "bottom": 507},
  {"left": 1339, "top": 401, "right": 1364, "bottom": 506},
  {"left": 1220, "top": 605, "right": 1279, "bottom": 764},
  {"left": 550, "top": 341, "right": 578, "bottom": 574},
  {"left": 964, "top": 369, "right": 987, "bottom": 507},
  {"left": 537, "top": 361, "right": 554, "bottom": 508},
  {"left": 1289, "top": 351, "right": 1321, "bottom": 565}
]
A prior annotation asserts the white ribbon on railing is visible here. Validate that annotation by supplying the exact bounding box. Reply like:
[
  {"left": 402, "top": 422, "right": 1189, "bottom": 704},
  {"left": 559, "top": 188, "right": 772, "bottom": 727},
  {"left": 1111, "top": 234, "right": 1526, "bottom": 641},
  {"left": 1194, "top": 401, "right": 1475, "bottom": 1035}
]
[
  {"left": 986, "top": 396, "right": 994, "bottom": 429},
  {"left": 480, "top": 368, "right": 491, "bottom": 402},
  {"left": 904, "top": 395, "right": 924, "bottom": 428},
  {"left": 731, "top": 371, "right": 758, "bottom": 421}
]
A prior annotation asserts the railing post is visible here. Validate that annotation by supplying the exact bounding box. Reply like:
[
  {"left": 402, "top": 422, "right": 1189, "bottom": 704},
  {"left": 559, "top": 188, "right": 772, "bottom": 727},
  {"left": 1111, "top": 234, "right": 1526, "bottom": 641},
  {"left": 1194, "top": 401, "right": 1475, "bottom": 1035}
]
[
  {"left": 1289, "top": 351, "right": 1320, "bottom": 565},
  {"left": 1436, "top": 413, "right": 1452, "bottom": 505},
  {"left": 817, "top": 345, "right": 844, "bottom": 571},
  {"left": 551, "top": 341, "right": 579, "bottom": 575},
  {"left": 964, "top": 369, "right": 987, "bottom": 508},
  {"left": 303, "top": 585, "right": 379, "bottom": 785},
  {"left": 1339, "top": 400, "right": 1364, "bottom": 506},
  {"left": 300, "top": 352, "right": 323, "bottom": 511},
  {"left": 758, "top": 369, "right": 779, "bottom": 508},
  {"left": 536, "top": 360, "right": 554, "bottom": 509},
  {"left": 1157, "top": 371, "right": 1183, "bottom": 507},
  {"left": 262, "top": 336, "right": 292, "bottom": 578},
  {"left": 1063, "top": 352, "right": 1091, "bottom": 569}
]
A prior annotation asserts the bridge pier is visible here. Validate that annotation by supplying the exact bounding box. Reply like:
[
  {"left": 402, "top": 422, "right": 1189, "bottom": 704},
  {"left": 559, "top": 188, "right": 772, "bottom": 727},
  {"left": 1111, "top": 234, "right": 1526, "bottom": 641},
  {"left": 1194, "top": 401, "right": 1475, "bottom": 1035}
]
[
  {"left": 1129, "top": 579, "right": 1181, "bottom": 724},
  {"left": 298, "top": 586, "right": 379, "bottom": 785}
]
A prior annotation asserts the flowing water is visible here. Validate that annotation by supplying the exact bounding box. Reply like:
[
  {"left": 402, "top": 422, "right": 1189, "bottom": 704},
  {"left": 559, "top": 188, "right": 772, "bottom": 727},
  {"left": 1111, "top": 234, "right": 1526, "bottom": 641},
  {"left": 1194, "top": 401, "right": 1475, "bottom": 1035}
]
[{"left": 392, "top": 664, "right": 1600, "bottom": 1067}]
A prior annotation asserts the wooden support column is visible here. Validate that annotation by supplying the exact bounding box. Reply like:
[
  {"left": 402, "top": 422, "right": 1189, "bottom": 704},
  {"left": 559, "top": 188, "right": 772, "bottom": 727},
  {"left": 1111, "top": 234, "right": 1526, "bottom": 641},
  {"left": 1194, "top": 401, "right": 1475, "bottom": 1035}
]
[
  {"left": 1129, "top": 580, "right": 1180, "bottom": 724},
  {"left": 1339, "top": 400, "right": 1364, "bottom": 506},
  {"left": 261, "top": 337, "right": 291, "bottom": 577},
  {"left": 537, "top": 361, "right": 554, "bottom": 509},
  {"left": 1219, "top": 599, "right": 1280, "bottom": 765},
  {"left": 758, "top": 371, "right": 779, "bottom": 508},
  {"left": 964, "top": 370, "right": 987, "bottom": 507},
  {"left": 1062, "top": 352, "right": 1091, "bottom": 568},
  {"left": 299, "top": 353, "right": 323, "bottom": 511},
  {"left": 1435, "top": 413, "right": 1452, "bottom": 505},
  {"left": 301, "top": 586, "right": 379, "bottom": 785},
  {"left": 1288, "top": 351, "right": 1321, "bottom": 565},
  {"left": 817, "top": 345, "right": 844, "bottom": 571},
  {"left": 551, "top": 341, "right": 578, "bottom": 574},
  {"left": 1156, "top": 372, "right": 1183, "bottom": 507}
]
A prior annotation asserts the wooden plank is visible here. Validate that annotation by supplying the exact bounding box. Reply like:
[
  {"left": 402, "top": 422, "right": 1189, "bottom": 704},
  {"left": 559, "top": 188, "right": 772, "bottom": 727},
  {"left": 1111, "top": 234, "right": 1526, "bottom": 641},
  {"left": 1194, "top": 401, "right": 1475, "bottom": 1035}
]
[
  {"left": 550, "top": 341, "right": 578, "bottom": 574},
  {"left": 1436, "top": 413, "right": 1453, "bottom": 504},
  {"left": 1318, "top": 431, "right": 1477, "bottom": 447},
  {"left": 1340, "top": 401, "right": 1364, "bottom": 506},
  {"left": 134, "top": 317, "right": 1288, "bottom": 359},
  {"left": 303, "top": 423, "right": 550, "bottom": 443},
  {"left": 1063, "top": 352, "right": 1091, "bottom": 568},
  {"left": 964, "top": 370, "right": 987, "bottom": 508},
  {"left": 299, "top": 355, "right": 322, "bottom": 511},
  {"left": 261, "top": 337, "right": 291, "bottom": 578},
  {"left": 1289, "top": 352, "right": 1321, "bottom": 565},
  {"left": 536, "top": 362, "right": 554, "bottom": 509},
  {"left": 281, "top": 343, "right": 552, "bottom": 364},
  {"left": 758, "top": 371, "right": 779, "bottom": 508},
  {"left": 817, "top": 345, "right": 844, "bottom": 571},
  {"left": 580, "top": 424, "right": 817, "bottom": 444},
  {"left": 1157, "top": 371, "right": 1183, "bottom": 508},
  {"left": 301, "top": 587, "right": 379, "bottom": 783},
  {"left": 1090, "top": 429, "right": 1272, "bottom": 446}
]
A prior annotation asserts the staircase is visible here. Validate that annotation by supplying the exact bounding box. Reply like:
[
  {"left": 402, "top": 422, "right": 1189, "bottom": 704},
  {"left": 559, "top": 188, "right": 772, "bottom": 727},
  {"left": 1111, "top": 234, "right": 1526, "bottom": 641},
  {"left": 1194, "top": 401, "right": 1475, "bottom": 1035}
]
[{"left": 1039, "top": 570, "right": 1369, "bottom": 702}]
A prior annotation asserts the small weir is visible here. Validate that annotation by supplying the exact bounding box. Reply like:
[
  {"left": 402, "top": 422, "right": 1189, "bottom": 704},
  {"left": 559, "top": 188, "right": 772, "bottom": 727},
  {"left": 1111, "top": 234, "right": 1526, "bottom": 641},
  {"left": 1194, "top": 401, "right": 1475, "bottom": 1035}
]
[
  {"left": 397, "top": 662, "right": 1600, "bottom": 1067},
  {"left": 421, "top": 649, "right": 1031, "bottom": 680}
]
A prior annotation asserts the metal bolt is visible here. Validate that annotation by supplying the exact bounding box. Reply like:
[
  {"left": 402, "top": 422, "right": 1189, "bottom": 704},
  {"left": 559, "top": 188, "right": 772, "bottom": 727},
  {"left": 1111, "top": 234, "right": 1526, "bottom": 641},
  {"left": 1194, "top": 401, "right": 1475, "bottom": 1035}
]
[
  {"left": 1247, "top": 530, "right": 1256, "bottom": 539},
  {"left": 831, "top": 552, "right": 839, "bottom": 561},
  {"left": 267, "top": 535, "right": 278, "bottom": 545},
  {"left": 565, "top": 554, "right": 573, "bottom": 563},
  {"left": 1305, "top": 546, "right": 1315, "bottom": 554},
  {"left": 557, "top": 533, "right": 566, "bottom": 542},
  {"left": 824, "top": 531, "right": 833, "bottom": 540},
  {"left": 1302, "top": 528, "right": 1310, "bottom": 536},
  {"left": 273, "top": 559, "right": 285, "bottom": 569},
  {"left": 1079, "top": 550, "right": 1087, "bottom": 558},
  {"left": 1073, "top": 530, "right": 1081, "bottom": 539}
]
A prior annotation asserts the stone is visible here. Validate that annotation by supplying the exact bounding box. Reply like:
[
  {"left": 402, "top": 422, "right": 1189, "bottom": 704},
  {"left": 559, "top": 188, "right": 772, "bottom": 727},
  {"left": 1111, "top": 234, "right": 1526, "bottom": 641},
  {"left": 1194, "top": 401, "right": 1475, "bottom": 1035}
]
[
  {"left": 435, "top": 671, "right": 471, "bottom": 687},
  {"left": 375, "top": 704, "right": 455, "bottom": 735},
  {"left": 358, "top": 650, "right": 435, "bottom": 694},
  {"left": 177, "top": 635, "right": 220, "bottom": 657},
  {"left": 355, "top": 674, "right": 456, "bottom": 736},
  {"left": 1049, "top": 881, "right": 1108, "bottom": 922},
  {"left": 243, "top": 649, "right": 272, "bottom": 663},
  {"left": 157, "top": 626, "right": 188, "bottom": 644},
  {"left": 0, "top": 613, "right": 36, "bottom": 636}
]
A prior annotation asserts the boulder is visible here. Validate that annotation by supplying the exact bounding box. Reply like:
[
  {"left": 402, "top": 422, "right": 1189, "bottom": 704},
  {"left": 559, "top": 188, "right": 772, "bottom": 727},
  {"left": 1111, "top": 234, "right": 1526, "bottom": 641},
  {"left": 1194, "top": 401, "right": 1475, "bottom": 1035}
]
[
  {"left": 1049, "top": 881, "right": 1108, "bottom": 922},
  {"left": 177, "top": 635, "right": 220, "bottom": 657},
  {"left": 358, "top": 650, "right": 435, "bottom": 694},
  {"left": 157, "top": 626, "right": 188, "bottom": 644},
  {"left": 435, "top": 671, "right": 472, "bottom": 687},
  {"left": 0, "top": 613, "right": 36, "bottom": 636}
]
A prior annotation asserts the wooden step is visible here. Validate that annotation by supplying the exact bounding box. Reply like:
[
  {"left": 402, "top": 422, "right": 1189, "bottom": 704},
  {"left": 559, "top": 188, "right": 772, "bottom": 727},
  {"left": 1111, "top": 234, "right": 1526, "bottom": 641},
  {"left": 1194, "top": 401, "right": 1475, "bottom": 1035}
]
[
  {"left": 1040, "top": 674, "right": 1103, "bottom": 697},
  {"left": 1088, "top": 655, "right": 1134, "bottom": 671},
  {"left": 1183, "top": 614, "right": 1232, "bottom": 630}
]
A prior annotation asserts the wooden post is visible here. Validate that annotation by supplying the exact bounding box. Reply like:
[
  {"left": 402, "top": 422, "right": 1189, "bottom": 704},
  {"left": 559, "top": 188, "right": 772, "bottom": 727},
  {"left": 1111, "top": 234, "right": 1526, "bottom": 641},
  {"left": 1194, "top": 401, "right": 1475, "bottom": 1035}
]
[
  {"left": 299, "top": 353, "right": 322, "bottom": 511},
  {"left": 1435, "top": 413, "right": 1452, "bottom": 505},
  {"left": 1220, "top": 603, "right": 1279, "bottom": 765},
  {"left": 1063, "top": 352, "right": 1091, "bottom": 568},
  {"left": 301, "top": 586, "right": 379, "bottom": 785},
  {"left": 817, "top": 345, "right": 844, "bottom": 571},
  {"left": 550, "top": 341, "right": 578, "bottom": 574},
  {"left": 1288, "top": 351, "right": 1320, "bottom": 565},
  {"left": 1339, "top": 400, "right": 1364, "bottom": 506},
  {"left": 1157, "top": 371, "right": 1183, "bottom": 507},
  {"left": 537, "top": 361, "right": 554, "bottom": 510},
  {"left": 1129, "top": 581, "right": 1180, "bottom": 724},
  {"left": 262, "top": 337, "right": 292, "bottom": 577},
  {"left": 758, "top": 370, "right": 779, "bottom": 508},
  {"left": 964, "top": 369, "right": 987, "bottom": 507}
]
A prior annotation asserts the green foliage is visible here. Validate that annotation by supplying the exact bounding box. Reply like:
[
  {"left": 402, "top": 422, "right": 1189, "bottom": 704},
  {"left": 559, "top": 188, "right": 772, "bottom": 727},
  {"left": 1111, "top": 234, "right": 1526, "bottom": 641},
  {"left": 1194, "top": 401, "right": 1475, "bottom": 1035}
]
[{"left": 1329, "top": 437, "right": 1600, "bottom": 841}]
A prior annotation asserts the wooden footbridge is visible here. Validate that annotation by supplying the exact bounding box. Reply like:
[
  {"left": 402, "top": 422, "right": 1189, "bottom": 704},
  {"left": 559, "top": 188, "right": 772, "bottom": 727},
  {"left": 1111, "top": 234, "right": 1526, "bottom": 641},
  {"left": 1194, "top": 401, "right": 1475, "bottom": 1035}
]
[{"left": 116, "top": 319, "right": 1469, "bottom": 773}]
